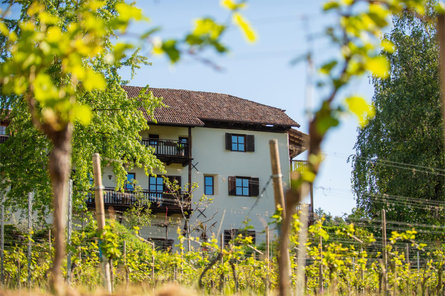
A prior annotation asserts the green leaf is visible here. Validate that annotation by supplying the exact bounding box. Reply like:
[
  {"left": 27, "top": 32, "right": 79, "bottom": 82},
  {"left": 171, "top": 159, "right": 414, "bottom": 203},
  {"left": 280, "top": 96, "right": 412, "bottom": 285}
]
[
  {"left": 320, "top": 60, "right": 338, "bottom": 75},
  {"left": 344, "top": 95, "right": 375, "bottom": 127},
  {"left": 365, "top": 56, "right": 389, "bottom": 78},
  {"left": 72, "top": 103, "right": 92, "bottom": 125},
  {"left": 221, "top": 0, "right": 246, "bottom": 11},
  {"left": 140, "top": 27, "right": 161, "bottom": 39},
  {"left": 381, "top": 39, "right": 395, "bottom": 53},
  {"left": 162, "top": 40, "right": 181, "bottom": 63},
  {"left": 232, "top": 12, "right": 257, "bottom": 43},
  {"left": 435, "top": 2, "right": 445, "bottom": 14},
  {"left": 316, "top": 113, "right": 339, "bottom": 135},
  {"left": 83, "top": 69, "right": 106, "bottom": 91},
  {"left": 323, "top": 1, "right": 340, "bottom": 11},
  {"left": 33, "top": 73, "right": 59, "bottom": 103}
]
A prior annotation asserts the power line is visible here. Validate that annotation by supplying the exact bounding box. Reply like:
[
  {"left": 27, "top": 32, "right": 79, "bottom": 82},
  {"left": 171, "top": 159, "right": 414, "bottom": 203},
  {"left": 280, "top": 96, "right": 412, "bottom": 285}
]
[{"left": 326, "top": 152, "right": 445, "bottom": 176}]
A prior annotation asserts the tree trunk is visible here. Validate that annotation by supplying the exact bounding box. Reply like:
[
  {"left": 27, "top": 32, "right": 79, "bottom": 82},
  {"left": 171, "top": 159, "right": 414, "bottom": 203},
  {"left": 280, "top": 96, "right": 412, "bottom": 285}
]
[{"left": 48, "top": 123, "right": 73, "bottom": 295}]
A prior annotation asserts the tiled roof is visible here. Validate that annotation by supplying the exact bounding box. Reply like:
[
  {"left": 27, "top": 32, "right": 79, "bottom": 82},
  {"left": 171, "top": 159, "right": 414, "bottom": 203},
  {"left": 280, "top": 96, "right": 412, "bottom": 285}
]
[
  {"left": 123, "top": 86, "right": 300, "bottom": 128},
  {"left": 288, "top": 128, "right": 308, "bottom": 158}
]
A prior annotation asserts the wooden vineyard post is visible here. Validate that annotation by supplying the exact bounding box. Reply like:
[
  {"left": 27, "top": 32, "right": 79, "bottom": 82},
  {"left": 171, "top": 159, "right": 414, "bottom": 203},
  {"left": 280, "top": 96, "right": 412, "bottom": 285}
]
[
  {"left": 382, "top": 209, "right": 388, "bottom": 295},
  {"left": 0, "top": 191, "right": 4, "bottom": 286},
  {"left": 27, "top": 191, "right": 33, "bottom": 288},
  {"left": 151, "top": 242, "right": 155, "bottom": 283},
  {"left": 269, "top": 139, "right": 286, "bottom": 216},
  {"left": 123, "top": 240, "right": 129, "bottom": 287},
  {"left": 66, "top": 179, "right": 73, "bottom": 284},
  {"left": 187, "top": 225, "right": 191, "bottom": 252},
  {"left": 295, "top": 204, "right": 309, "bottom": 296},
  {"left": 92, "top": 153, "right": 112, "bottom": 293},
  {"left": 266, "top": 225, "right": 270, "bottom": 294},
  {"left": 361, "top": 246, "right": 364, "bottom": 294},
  {"left": 220, "top": 232, "right": 224, "bottom": 293},
  {"left": 48, "top": 229, "right": 52, "bottom": 252},
  {"left": 319, "top": 235, "right": 323, "bottom": 294},
  {"left": 270, "top": 139, "right": 291, "bottom": 296}
]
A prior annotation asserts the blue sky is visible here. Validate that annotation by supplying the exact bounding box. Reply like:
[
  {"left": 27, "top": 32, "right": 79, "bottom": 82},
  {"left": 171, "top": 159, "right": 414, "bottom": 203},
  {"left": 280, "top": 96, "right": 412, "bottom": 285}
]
[{"left": 120, "top": 0, "right": 376, "bottom": 217}]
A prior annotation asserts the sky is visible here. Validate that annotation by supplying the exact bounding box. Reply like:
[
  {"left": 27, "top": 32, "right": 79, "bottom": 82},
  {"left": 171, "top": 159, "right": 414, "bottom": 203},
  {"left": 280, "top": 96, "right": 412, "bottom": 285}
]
[
  {"left": 118, "top": 0, "right": 376, "bottom": 217},
  {"left": 0, "top": 0, "right": 376, "bottom": 217}
]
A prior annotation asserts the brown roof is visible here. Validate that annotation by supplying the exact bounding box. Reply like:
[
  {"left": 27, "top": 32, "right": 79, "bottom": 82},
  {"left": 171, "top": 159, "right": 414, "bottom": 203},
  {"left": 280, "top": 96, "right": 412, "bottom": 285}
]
[
  {"left": 288, "top": 128, "right": 308, "bottom": 158},
  {"left": 123, "top": 86, "right": 300, "bottom": 128}
]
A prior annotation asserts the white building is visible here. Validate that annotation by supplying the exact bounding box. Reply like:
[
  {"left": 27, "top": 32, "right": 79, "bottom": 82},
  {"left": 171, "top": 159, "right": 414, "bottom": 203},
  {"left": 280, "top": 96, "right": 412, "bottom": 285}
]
[{"left": 91, "top": 87, "right": 307, "bottom": 250}]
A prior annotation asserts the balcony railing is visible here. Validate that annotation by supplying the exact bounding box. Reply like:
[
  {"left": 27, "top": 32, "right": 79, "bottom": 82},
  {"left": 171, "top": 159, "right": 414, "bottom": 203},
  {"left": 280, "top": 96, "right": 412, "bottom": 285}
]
[
  {"left": 141, "top": 138, "right": 190, "bottom": 165},
  {"left": 291, "top": 160, "right": 308, "bottom": 171},
  {"left": 86, "top": 188, "right": 191, "bottom": 215},
  {"left": 0, "top": 135, "right": 8, "bottom": 144}
]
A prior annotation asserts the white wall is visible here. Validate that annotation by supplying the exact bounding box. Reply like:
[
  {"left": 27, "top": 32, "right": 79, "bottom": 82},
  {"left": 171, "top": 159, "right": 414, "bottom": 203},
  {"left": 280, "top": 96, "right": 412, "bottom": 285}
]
[
  {"left": 189, "top": 127, "right": 290, "bottom": 245},
  {"left": 102, "top": 125, "right": 291, "bottom": 247}
]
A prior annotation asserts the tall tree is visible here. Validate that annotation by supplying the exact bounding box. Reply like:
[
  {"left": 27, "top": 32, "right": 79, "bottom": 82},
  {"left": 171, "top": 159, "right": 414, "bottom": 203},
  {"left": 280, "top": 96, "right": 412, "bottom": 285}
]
[
  {"left": 0, "top": 0, "right": 255, "bottom": 292},
  {"left": 352, "top": 14, "right": 445, "bottom": 226},
  {"left": 0, "top": 1, "right": 159, "bottom": 292}
]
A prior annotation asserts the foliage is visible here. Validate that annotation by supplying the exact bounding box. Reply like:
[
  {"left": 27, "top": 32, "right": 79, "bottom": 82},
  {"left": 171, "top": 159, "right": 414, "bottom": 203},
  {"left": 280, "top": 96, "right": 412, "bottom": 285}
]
[
  {"left": 0, "top": 217, "right": 442, "bottom": 294},
  {"left": 351, "top": 13, "right": 445, "bottom": 227},
  {"left": 0, "top": 0, "right": 257, "bottom": 222}
]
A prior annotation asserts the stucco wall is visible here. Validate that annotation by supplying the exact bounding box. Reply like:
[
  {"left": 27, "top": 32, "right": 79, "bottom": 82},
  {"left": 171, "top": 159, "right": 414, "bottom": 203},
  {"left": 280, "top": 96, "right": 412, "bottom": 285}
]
[
  {"left": 189, "top": 127, "right": 290, "bottom": 246},
  {"left": 102, "top": 125, "right": 291, "bottom": 248}
]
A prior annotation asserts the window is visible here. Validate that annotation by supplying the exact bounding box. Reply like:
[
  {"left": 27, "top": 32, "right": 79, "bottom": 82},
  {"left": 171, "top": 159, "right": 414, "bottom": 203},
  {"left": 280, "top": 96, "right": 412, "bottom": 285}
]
[
  {"left": 178, "top": 137, "right": 188, "bottom": 156},
  {"left": 225, "top": 133, "right": 254, "bottom": 152},
  {"left": 125, "top": 173, "right": 135, "bottom": 192},
  {"left": 148, "top": 238, "right": 174, "bottom": 252},
  {"left": 236, "top": 177, "right": 249, "bottom": 196},
  {"left": 148, "top": 134, "right": 159, "bottom": 145},
  {"left": 0, "top": 126, "right": 6, "bottom": 135},
  {"left": 204, "top": 176, "right": 214, "bottom": 195},
  {"left": 149, "top": 176, "right": 163, "bottom": 199},
  {"left": 232, "top": 135, "right": 245, "bottom": 151},
  {"left": 228, "top": 176, "right": 259, "bottom": 197}
]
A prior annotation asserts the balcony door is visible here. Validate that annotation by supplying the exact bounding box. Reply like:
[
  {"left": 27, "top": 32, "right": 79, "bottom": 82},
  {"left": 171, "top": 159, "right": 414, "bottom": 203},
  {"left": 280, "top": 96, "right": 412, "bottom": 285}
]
[
  {"left": 149, "top": 176, "right": 163, "bottom": 202},
  {"left": 178, "top": 137, "right": 188, "bottom": 156}
]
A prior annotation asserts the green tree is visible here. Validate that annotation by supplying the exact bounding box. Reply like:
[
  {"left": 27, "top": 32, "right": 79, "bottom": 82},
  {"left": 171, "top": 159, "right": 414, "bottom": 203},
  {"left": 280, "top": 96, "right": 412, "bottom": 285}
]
[
  {"left": 0, "top": 1, "right": 159, "bottom": 291},
  {"left": 352, "top": 14, "right": 445, "bottom": 227},
  {"left": 0, "top": 0, "right": 255, "bottom": 292}
]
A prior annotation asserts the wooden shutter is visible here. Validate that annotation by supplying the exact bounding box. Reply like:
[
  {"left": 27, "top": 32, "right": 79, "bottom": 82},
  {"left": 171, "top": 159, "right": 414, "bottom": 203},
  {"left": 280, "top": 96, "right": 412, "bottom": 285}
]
[
  {"left": 249, "top": 177, "right": 259, "bottom": 197},
  {"left": 225, "top": 133, "right": 232, "bottom": 150},
  {"left": 246, "top": 135, "right": 255, "bottom": 152},
  {"left": 228, "top": 176, "right": 236, "bottom": 195}
]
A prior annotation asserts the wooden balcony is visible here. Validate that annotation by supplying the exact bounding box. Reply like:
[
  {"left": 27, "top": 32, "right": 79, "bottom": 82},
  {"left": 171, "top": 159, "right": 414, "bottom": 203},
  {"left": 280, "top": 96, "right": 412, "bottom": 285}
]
[
  {"left": 141, "top": 139, "right": 191, "bottom": 166},
  {"left": 85, "top": 188, "right": 191, "bottom": 215},
  {"left": 0, "top": 135, "right": 8, "bottom": 144}
]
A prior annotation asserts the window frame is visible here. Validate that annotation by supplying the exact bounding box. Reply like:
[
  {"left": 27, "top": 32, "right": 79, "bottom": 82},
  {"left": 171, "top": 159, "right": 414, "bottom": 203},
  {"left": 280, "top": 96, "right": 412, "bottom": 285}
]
[
  {"left": 204, "top": 176, "right": 214, "bottom": 195},
  {"left": 225, "top": 133, "right": 255, "bottom": 152},
  {"left": 228, "top": 176, "right": 259, "bottom": 197},
  {"left": 231, "top": 134, "right": 246, "bottom": 152},
  {"left": 149, "top": 175, "right": 164, "bottom": 198},
  {"left": 148, "top": 134, "right": 159, "bottom": 146},
  {"left": 223, "top": 229, "right": 256, "bottom": 247},
  {"left": 235, "top": 177, "right": 249, "bottom": 196}
]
